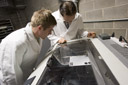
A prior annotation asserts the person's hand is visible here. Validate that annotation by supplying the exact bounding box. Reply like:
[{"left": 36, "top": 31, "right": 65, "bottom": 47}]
[
  {"left": 57, "top": 38, "right": 67, "bottom": 44},
  {"left": 87, "top": 32, "right": 96, "bottom": 38}
]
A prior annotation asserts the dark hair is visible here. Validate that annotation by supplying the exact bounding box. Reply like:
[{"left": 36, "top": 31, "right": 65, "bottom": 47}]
[
  {"left": 59, "top": 1, "right": 77, "bottom": 16},
  {"left": 31, "top": 9, "right": 57, "bottom": 30}
]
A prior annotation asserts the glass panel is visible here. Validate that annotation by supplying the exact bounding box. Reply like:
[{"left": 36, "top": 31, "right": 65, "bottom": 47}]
[{"left": 53, "top": 40, "right": 89, "bottom": 65}]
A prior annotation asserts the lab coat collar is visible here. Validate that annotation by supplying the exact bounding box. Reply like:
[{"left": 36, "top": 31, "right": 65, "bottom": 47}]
[
  {"left": 56, "top": 10, "right": 78, "bottom": 22},
  {"left": 24, "top": 23, "right": 38, "bottom": 42},
  {"left": 24, "top": 23, "right": 42, "bottom": 52}
]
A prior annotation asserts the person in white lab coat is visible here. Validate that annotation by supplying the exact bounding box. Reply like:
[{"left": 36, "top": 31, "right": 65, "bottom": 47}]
[
  {"left": 0, "top": 9, "right": 56, "bottom": 85},
  {"left": 48, "top": 1, "right": 96, "bottom": 45}
]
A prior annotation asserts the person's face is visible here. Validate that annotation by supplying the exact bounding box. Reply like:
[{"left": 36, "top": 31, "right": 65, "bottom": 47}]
[
  {"left": 63, "top": 14, "right": 75, "bottom": 24},
  {"left": 39, "top": 25, "right": 54, "bottom": 39}
]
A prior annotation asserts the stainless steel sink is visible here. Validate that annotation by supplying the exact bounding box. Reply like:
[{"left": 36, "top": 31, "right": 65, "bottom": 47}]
[
  {"left": 25, "top": 39, "right": 119, "bottom": 85},
  {"left": 39, "top": 40, "right": 98, "bottom": 85}
]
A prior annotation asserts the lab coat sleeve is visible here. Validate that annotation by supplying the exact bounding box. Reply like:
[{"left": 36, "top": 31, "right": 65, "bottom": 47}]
[
  {"left": 0, "top": 41, "right": 25, "bottom": 85},
  {"left": 48, "top": 31, "right": 61, "bottom": 45},
  {"left": 77, "top": 15, "right": 88, "bottom": 38}
]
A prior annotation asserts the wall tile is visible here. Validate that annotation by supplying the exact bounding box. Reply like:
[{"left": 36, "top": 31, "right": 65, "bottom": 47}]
[
  {"left": 104, "top": 4, "right": 128, "bottom": 19},
  {"left": 95, "top": 22, "right": 113, "bottom": 29},
  {"left": 79, "top": 1, "right": 94, "bottom": 12},
  {"left": 114, "top": 21, "right": 128, "bottom": 28},
  {"left": 115, "top": 0, "right": 128, "bottom": 5},
  {"left": 84, "top": 23, "right": 94, "bottom": 29},
  {"left": 94, "top": 0, "right": 115, "bottom": 9},
  {"left": 85, "top": 9, "right": 102, "bottom": 21}
]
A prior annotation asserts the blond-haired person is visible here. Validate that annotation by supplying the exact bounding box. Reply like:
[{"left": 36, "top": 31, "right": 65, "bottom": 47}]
[{"left": 0, "top": 9, "right": 56, "bottom": 85}]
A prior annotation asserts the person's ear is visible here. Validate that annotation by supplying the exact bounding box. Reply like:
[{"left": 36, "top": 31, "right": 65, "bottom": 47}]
[{"left": 37, "top": 25, "right": 42, "bottom": 30}]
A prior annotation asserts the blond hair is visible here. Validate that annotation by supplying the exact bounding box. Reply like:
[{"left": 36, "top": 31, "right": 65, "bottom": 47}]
[{"left": 31, "top": 9, "right": 56, "bottom": 30}]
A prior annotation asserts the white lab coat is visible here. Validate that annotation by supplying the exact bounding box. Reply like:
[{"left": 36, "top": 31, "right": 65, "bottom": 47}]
[
  {"left": 0, "top": 23, "right": 42, "bottom": 85},
  {"left": 48, "top": 10, "right": 88, "bottom": 45}
]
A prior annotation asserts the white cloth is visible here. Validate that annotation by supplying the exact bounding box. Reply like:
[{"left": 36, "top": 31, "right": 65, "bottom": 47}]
[
  {"left": 48, "top": 10, "right": 88, "bottom": 45},
  {"left": 0, "top": 23, "right": 42, "bottom": 85}
]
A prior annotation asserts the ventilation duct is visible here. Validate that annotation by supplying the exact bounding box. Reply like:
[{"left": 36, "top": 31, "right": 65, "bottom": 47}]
[
  {"left": 13, "top": 0, "right": 26, "bottom": 9},
  {"left": 0, "top": 0, "right": 14, "bottom": 8}
]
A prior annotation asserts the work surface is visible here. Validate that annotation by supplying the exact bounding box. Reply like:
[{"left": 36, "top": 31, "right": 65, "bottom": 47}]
[
  {"left": 25, "top": 38, "right": 128, "bottom": 85},
  {"left": 92, "top": 37, "right": 128, "bottom": 85},
  {"left": 99, "top": 37, "right": 128, "bottom": 68}
]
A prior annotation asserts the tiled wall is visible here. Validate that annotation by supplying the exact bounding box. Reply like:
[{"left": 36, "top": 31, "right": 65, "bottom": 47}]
[
  {"left": 1, "top": 0, "right": 128, "bottom": 39},
  {"left": 79, "top": 0, "right": 128, "bottom": 39}
]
